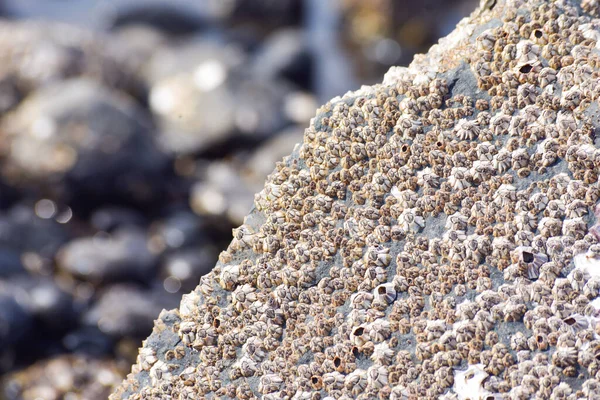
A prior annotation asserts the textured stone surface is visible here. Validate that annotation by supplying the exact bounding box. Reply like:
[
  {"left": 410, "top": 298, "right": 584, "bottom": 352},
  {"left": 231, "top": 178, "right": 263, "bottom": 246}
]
[{"left": 112, "top": 0, "right": 600, "bottom": 398}]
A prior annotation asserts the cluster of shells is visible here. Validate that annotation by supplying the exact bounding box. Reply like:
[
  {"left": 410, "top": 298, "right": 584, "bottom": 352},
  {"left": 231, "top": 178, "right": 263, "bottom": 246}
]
[{"left": 113, "top": 0, "right": 600, "bottom": 399}]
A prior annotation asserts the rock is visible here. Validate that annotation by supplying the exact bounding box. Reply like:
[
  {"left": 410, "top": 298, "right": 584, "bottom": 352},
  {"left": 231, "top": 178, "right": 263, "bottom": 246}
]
[
  {"left": 0, "top": 204, "right": 71, "bottom": 260},
  {"left": 243, "top": 125, "right": 305, "bottom": 184},
  {"left": 10, "top": 276, "right": 77, "bottom": 333},
  {"left": 250, "top": 28, "right": 313, "bottom": 90},
  {"left": 0, "top": 282, "right": 33, "bottom": 352},
  {"left": 109, "top": 3, "right": 213, "bottom": 35},
  {"left": 57, "top": 228, "right": 156, "bottom": 285},
  {"left": 160, "top": 248, "right": 216, "bottom": 293},
  {"left": 90, "top": 207, "right": 146, "bottom": 233},
  {"left": 2, "top": 355, "right": 125, "bottom": 400},
  {"left": 62, "top": 326, "right": 115, "bottom": 356},
  {"left": 112, "top": 0, "right": 600, "bottom": 398},
  {"left": 145, "top": 38, "right": 244, "bottom": 154},
  {"left": 0, "top": 20, "right": 144, "bottom": 99},
  {"left": 190, "top": 161, "right": 260, "bottom": 226},
  {"left": 0, "top": 78, "right": 168, "bottom": 207},
  {"left": 148, "top": 210, "right": 209, "bottom": 252},
  {"left": 0, "top": 247, "right": 26, "bottom": 278},
  {"left": 231, "top": 78, "right": 291, "bottom": 140},
  {"left": 82, "top": 285, "right": 178, "bottom": 339},
  {"left": 225, "top": 0, "right": 304, "bottom": 28}
]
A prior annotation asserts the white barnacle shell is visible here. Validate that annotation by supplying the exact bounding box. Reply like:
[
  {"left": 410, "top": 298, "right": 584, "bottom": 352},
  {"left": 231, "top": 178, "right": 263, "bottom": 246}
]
[
  {"left": 368, "top": 318, "right": 391, "bottom": 342},
  {"left": 515, "top": 211, "right": 537, "bottom": 232},
  {"left": 391, "top": 187, "right": 418, "bottom": 209},
  {"left": 465, "top": 234, "right": 484, "bottom": 262},
  {"left": 446, "top": 212, "right": 468, "bottom": 231},
  {"left": 562, "top": 217, "right": 587, "bottom": 239},
  {"left": 398, "top": 208, "right": 425, "bottom": 233},
  {"left": 232, "top": 284, "right": 257, "bottom": 312},
  {"left": 444, "top": 230, "right": 467, "bottom": 247},
  {"left": 345, "top": 369, "right": 368, "bottom": 394},
  {"left": 566, "top": 199, "right": 588, "bottom": 219},
  {"left": 579, "top": 23, "right": 600, "bottom": 48},
  {"left": 351, "top": 291, "right": 374, "bottom": 310},
  {"left": 347, "top": 309, "right": 367, "bottom": 327},
  {"left": 292, "top": 392, "right": 312, "bottom": 400},
  {"left": 138, "top": 347, "right": 158, "bottom": 371},
  {"left": 149, "top": 360, "right": 171, "bottom": 386},
  {"left": 179, "top": 321, "right": 196, "bottom": 345},
  {"left": 243, "top": 336, "right": 267, "bottom": 362},
  {"left": 417, "top": 167, "right": 440, "bottom": 188},
  {"left": 258, "top": 373, "right": 284, "bottom": 394},
  {"left": 371, "top": 342, "right": 394, "bottom": 365},
  {"left": 232, "top": 225, "right": 256, "bottom": 248},
  {"left": 490, "top": 114, "right": 510, "bottom": 136},
  {"left": 322, "top": 371, "right": 345, "bottom": 391},
  {"left": 452, "top": 364, "right": 491, "bottom": 400},
  {"left": 454, "top": 119, "right": 480, "bottom": 140},
  {"left": 180, "top": 291, "right": 200, "bottom": 318},
  {"left": 493, "top": 149, "right": 512, "bottom": 173},
  {"left": 448, "top": 167, "right": 471, "bottom": 190},
  {"left": 425, "top": 319, "right": 447, "bottom": 341},
  {"left": 563, "top": 314, "right": 590, "bottom": 332},
  {"left": 344, "top": 217, "right": 360, "bottom": 238},
  {"left": 234, "top": 356, "right": 258, "bottom": 377},
  {"left": 373, "top": 283, "right": 397, "bottom": 305},
  {"left": 476, "top": 141, "right": 496, "bottom": 161},
  {"left": 556, "top": 111, "right": 578, "bottom": 135},
  {"left": 516, "top": 40, "right": 540, "bottom": 63},
  {"left": 476, "top": 29, "right": 496, "bottom": 51},
  {"left": 493, "top": 184, "right": 516, "bottom": 207},
  {"left": 529, "top": 193, "right": 549, "bottom": 213},
  {"left": 364, "top": 245, "right": 391, "bottom": 267},
  {"left": 219, "top": 264, "right": 240, "bottom": 291},
  {"left": 470, "top": 160, "right": 494, "bottom": 182},
  {"left": 367, "top": 365, "right": 389, "bottom": 389}
]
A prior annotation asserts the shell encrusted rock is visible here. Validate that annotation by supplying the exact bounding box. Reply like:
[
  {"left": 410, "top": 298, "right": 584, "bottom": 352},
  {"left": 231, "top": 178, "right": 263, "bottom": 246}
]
[{"left": 112, "top": 0, "right": 600, "bottom": 398}]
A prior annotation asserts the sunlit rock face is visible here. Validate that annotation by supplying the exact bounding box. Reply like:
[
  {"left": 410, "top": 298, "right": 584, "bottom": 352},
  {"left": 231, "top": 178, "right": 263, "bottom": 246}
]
[{"left": 112, "top": 0, "right": 600, "bottom": 398}]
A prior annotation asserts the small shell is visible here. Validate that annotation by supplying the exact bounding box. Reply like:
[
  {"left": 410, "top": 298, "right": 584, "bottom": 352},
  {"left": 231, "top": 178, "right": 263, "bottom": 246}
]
[
  {"left": 373, "top": 283, "right": 397, "bottom": 305},
  {"left": 398, "top": 208, "right": 425, "bottom": 233}
]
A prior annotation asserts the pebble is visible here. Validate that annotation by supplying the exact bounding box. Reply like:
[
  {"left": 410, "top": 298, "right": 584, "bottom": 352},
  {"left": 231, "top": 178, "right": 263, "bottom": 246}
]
[{"left": 57, "top": 228, "right": 156, "bottom": 284}]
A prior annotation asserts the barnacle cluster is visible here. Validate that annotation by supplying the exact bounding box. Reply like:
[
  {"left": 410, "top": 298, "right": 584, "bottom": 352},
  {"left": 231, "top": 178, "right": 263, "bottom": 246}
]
[{"left": 113, "top": 0, "right": 600, "bottom": 398}]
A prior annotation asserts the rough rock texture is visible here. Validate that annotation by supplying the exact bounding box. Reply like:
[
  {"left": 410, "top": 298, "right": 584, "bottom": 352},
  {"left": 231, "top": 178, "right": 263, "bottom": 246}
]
[{"left": 113, "top": 0, "right": 600, "bottom": 398}]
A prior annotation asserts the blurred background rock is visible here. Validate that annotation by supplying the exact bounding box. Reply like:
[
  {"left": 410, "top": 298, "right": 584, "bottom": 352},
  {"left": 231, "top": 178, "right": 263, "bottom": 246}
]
[{"left": 0, "top": 0, "right": 477, "bottom": 398}]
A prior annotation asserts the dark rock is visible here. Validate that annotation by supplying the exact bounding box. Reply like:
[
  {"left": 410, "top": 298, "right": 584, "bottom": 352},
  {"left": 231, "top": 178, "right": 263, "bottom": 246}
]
[
  {"left": 82, "top": 284, "right": 178, "bottom": 338},
  {"left": 160, "top": 248, "right": 216, "bottom": 293},
  {"left": 90, "top": 207, "right": 146, "bottom": 233},
  {"left": 57, "top": 228, "right": 156, "bottom": 285},
  {"left": 0, "top": 248, "right": 25, "bottom": 278},
  {"left": 109, "top": 3, "right": 213, "bottom": 35},
  {"left": 0, "top": 205, "right": 71, "bottom": 260},
  {"left": 10, "top": 277, "right": 77, "bottom": 332},
  {"left": 0, "top": 20, "right": 145, "bottom": 99},
  {"left": 0, "top": 282, "right": 33, "bottom": 351},
  {"left": 226, "top": 0, "right": 304, "bottom": 28},
  {"left": 1, "top": 78, "right": 168, "bottom": 208},
  {"left": 250, "top": 28, "right": 313, "bottom": 90},
  {"left": 62, "top": 326, "right": 115, "bottom": 356},
  {"left": 190, "top": 161, "right": 259, "bottom": 225}
]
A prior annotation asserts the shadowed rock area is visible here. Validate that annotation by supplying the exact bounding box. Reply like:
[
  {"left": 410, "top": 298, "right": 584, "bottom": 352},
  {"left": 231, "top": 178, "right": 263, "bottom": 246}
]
[{"left": 112, "top": 0, "right": 600, "bottom": 398}]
